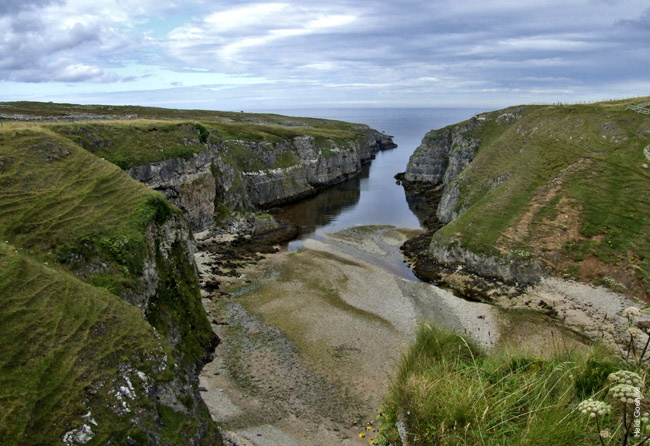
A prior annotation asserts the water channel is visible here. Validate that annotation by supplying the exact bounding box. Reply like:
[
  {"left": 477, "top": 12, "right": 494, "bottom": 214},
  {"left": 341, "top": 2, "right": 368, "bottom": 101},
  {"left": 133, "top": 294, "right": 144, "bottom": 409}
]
[{"left": 275, "top": 107, "right": 483, "bottom": 236}]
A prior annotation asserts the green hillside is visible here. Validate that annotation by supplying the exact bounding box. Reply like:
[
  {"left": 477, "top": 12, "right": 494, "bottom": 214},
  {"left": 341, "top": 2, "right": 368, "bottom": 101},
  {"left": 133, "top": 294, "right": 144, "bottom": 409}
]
[
  {"left": 1, "top": 101, "right": 369, "bottom": 170},
  {"left": 0, "top": 124, "right": 219, "bottom": 443},
  {"left": 431, "top": 98, "right": 650, "bottom": 297},
  {"left": 1, "top": 243, "right": 172, "bottom": 444}
]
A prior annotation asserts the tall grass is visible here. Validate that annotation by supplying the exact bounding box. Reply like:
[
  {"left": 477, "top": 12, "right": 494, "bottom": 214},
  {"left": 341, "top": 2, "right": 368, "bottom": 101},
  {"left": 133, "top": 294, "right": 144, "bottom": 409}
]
[{"left": 378, "top": 324, "right": 625, "bottom": 445}]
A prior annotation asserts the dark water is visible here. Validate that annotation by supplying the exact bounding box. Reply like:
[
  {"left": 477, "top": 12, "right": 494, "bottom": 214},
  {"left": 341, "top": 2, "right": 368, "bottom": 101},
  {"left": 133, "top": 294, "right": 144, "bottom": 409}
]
[{"left": 266, "top": 108, "right": 484, "bottom": 248}]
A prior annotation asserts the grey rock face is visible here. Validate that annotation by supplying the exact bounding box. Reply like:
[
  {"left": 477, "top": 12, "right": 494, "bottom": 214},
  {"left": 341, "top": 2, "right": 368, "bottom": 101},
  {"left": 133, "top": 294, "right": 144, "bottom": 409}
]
[
  {"left": 128, "top": 129, "right": 393, "bottom": 231},
  {"left": 404, "top": 118, "right": 482, "bottom": 224},
  {"left": 436, "top": 183, "right": 462, "bottom": 223},
  {"left": 429, "top": 239, "right": 544, "bottom": 285},
  {"left": 404, "top": 127, "right": 452, "bottom": 183}
]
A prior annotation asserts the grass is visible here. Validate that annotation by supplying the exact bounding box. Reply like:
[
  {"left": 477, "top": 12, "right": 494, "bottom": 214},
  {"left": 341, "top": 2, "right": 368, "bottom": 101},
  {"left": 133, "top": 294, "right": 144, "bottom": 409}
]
[
  {"left": 427, "top": 98, "right": 650, "bottom": 296},
  {"left": 377, "top": 324, "right": 626, "bottom": 446},
  {"left": 0, "top": 125, "right": 216, "bottom": 366},
  {"left": 50, "top": 121, "right": 208, "bottom": 169},
  {"left": 0, "top": 101, "right": 371, "bottom": 171},
  {"left": 0, "top": 127, "right": 169, "bottom": 296},
  {"left": 0, "top": 125, "right": 219, "bottom": 443},
  {"left": 0, "top": 242, "right": 172, "bottom": 444}
]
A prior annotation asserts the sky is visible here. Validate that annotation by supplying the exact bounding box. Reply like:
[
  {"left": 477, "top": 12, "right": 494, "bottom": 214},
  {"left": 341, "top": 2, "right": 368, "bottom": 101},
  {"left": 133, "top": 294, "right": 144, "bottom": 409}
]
[{"left": 0, "top": 0, "right": 649, "bottom": 111}]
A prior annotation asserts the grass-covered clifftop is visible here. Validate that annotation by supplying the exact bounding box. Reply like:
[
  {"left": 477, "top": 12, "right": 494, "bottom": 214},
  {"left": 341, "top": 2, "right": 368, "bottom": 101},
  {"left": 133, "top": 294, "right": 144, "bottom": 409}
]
[
  {"left": 0, "top": 102, "right": 395, "bottom": 231},
  {"left": 0, "top": 122, "right": 220, "bottom": 444},
  {"left": 1, "top": 243, "right": 187, "bottom": 444},
  {"left": 1, "top": 101, "right": 372, "bottom": 170},
  {"left": 407, "top": 97, "right": 650, "bottom": 298},
  {"left": 0, "top": 101, "right": 394, "bottom": 444}
]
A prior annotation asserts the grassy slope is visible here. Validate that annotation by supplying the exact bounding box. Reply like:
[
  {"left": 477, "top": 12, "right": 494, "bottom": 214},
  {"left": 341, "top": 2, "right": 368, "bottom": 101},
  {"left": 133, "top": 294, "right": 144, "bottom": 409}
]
[
  {"left": 0, "top": 126, "right": 217, "bottom": 443},
  {"left": 1, "top": 101, "right": 368, "bottom": 170},
  {"left": 434, "top": 98, "right": 650, "bottom": 297},
  {"left": 0, "top": 127, "right": 167, "bottom": 296},
  {"left": 378, "top": 324, "right": 625, "bottom": 446},
  {"left": 0, "top": 243, "right": 173, "bottom": 444}
]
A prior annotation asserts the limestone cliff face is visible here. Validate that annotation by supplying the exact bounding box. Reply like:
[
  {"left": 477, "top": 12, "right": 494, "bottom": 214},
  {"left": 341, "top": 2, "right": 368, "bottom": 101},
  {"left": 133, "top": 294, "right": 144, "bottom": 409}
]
[
  {"left": 128, "top": 129, "right": 395, "bottom": 231},
  {"left": 428, "top": 238, "right": 544, "bottom": 286},
  {"left": 123, "top": 209, "right": 221, "bottom": 445},
  {"left": 404, "top": 117, "right": 483, "bottom": 224},
  {"left": 402, "top": 108, "right": 535, "bottom": 289}
]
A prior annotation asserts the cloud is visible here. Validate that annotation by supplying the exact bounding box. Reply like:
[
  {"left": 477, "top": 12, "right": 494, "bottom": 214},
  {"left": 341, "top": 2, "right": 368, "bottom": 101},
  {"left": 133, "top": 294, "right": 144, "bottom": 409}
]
[
  {"left": 0, "top": 0, "right": 61, "bottom": 15},
  {"left": 0, "top": 0, "right": 649, "bottom": 107},
  {"left": 0, "top": 0, "right": 198, "bottom": 83}
]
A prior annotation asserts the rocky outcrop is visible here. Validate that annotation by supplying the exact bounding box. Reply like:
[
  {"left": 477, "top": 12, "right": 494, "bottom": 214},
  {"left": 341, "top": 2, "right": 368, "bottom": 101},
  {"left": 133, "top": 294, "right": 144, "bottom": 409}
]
[
  {"left": 127, "top": 207, "right": 221, "bottom": 445},
  {"left": 400, "top": 108, "right": 536, "bottom": 296},
  {"left": 403, "top": 116, "right": 484, "bottom": 224},
  {"left": 128, "top": 129, "right": 395, "bottom": 231},
  {"left": 428, "top": 238, "right": 544, "bottom": 285},
  {"left": 404, "top": 108, "right": 527, "bottom": 226}
]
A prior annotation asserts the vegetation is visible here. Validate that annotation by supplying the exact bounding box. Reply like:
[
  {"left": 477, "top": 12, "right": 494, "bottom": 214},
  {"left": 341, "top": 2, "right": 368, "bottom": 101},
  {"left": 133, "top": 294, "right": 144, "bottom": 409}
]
[
  {"left": 0, "top": 127, "right": 168, "bottom": 300},
  {"left": 0, "top": 123, "right": 219, "bottom": 443},
  {"left": 377, "top": 324, "right": 636, "bottom": 446},
  {"left": 0, "top": 242, "right": 172, "bottom": 444},
  {"left": 431, "top": 97, "right": 650, "bottom": 297},
  {"left": 1, "top": 101, "right": 371, "bottom": 170},
  {"left": 51, "top": 121, "right": 208, "bottom": 169}
]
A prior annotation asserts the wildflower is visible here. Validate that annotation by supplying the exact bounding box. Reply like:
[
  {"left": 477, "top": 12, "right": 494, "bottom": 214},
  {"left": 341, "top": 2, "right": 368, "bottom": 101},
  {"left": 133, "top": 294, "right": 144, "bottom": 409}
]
[
  {"left": 600, "top": 429, "right": 611, "bottom": 439},
  {"left": 578, "top": 399, "right": 611, "bottom": 417},
  {"left": 623, "top": 307, "right": 642, "bottom": 322},
  {"left": 370, "top": 440, "right": 375, "bottom": 445},
  {"left": 627, "top": 326, "right": 644, "bottom": 338},
  {"left": 608, "top": 370, "right": 644, "bottom": 388},
  {"left": 609, "top": 384, "right": 641, "bottom": 404},
  {"left": 359, "top": 433, "right": 366, "bottom": 438},
  {"left": 366, "top": 426, "right": 372, "bottom": 430}
]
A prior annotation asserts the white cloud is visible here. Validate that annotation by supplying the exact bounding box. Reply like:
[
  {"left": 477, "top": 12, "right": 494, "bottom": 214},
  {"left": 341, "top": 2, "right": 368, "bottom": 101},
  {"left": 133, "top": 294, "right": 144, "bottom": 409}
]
[
  {"left": 164, "top": 3, "right": 358, "bottom": 68},
  {"left": 0, "top": 0, "right": 648, "bottom": 108}
]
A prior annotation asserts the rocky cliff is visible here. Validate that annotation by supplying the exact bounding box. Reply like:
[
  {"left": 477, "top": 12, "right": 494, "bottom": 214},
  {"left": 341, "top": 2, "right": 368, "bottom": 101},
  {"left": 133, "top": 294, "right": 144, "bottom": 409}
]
[
  {"left": 404, "top": 109, "right": 524, "bottom": 224},
  {"left": 0, "top": 103, "right": 398, "bottom": 445},
  {"left": 0, "top": 125, "right": 221, "bottom": 445},
  {"left": 401, "top": 99, "right": 650, "bottom": 299},
  {"left": 127, "top": 128, "right": 395, "bottom": 231}
]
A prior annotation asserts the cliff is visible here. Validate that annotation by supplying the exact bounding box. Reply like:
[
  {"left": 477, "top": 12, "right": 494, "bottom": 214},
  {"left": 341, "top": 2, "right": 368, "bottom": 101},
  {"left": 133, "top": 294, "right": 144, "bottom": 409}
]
[
  {"left": 0, "top": 102, "right": 395, "bottom": 444},
  {"left": 49, "top": 115, "right": 394, "bottom": 231},
  {"left": 0, "top": 127, "right": 220, "bottom": 445},
  {"left": 402, "top": 98, "right": 650, "bottom": 299},
  {"left": 126, "top": 127, "right": 393, "bottom": 231}
]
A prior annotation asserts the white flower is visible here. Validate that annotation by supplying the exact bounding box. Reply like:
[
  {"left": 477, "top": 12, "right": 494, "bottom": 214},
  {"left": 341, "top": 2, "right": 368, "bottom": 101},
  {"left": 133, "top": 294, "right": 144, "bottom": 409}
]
[
  {"left": 609, "top": 384, "right": 642, "bottom": 403},
  {"left": 608, "top": 371, "right": 645, "bottom": 388},
  {"left": 578, "top": 399, "right": 612, "bottom": 417},
  {"left": 623, "top": 307, "right": 642, "bottom": 321}
]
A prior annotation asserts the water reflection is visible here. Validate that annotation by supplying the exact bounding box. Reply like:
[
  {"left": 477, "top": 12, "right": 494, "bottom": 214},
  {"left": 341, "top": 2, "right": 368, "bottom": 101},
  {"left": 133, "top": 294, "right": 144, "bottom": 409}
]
[
  {"left": 265, "top": 107, "right": 484, "bottom": 251},
  {"left": 276, "top": 164, "right": 369, "bottom": 234}
]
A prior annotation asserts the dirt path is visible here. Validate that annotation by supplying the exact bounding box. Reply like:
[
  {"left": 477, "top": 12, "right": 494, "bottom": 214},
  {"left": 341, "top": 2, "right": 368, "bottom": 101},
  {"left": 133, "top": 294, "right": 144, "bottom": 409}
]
[{"left": 195, "top": 226, "right": 505, "bottom": 445}]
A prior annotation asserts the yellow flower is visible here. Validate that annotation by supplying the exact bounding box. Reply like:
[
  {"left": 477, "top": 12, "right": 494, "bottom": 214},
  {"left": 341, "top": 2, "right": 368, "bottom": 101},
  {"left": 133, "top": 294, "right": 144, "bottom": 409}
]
[
  {"left": 366, "top": 426, "right": 372, "bottom": 430},
  {"left": 359, "top": 433, "right": 366, "bottom": 438},
  {"left": 370, "top": 440, "right": 375, "bottom": 445}
]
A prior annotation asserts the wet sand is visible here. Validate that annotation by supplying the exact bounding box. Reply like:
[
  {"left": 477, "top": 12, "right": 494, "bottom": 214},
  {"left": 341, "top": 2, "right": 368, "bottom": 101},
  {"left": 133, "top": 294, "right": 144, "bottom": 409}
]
[{"left": 196, "top": 226, "right": 596, "bottom": 445}]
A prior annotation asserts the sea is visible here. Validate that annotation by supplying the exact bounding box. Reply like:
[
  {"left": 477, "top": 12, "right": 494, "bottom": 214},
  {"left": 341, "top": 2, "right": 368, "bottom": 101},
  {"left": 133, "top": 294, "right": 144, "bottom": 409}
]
[{"left": 253, "top": 107, "right": 486, "bottom": 246}]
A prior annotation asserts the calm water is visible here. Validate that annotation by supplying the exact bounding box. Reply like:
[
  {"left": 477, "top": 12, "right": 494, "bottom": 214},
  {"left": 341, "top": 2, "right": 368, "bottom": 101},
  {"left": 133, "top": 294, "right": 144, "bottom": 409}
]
[{"left": 267, "top": 108, "right": 484, "bottom": 247}]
